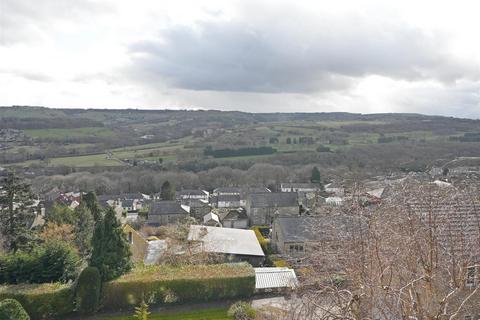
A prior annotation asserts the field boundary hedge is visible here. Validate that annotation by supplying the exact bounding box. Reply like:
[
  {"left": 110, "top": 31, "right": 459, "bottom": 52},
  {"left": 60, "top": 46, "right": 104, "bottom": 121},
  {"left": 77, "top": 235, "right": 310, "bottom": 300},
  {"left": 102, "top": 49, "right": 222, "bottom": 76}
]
[
  {"left": 0, "top": 283, "right": 74, "bottom": 320},
  {"left": 101, "top": 263, "right": 255, "bottom": 310}
]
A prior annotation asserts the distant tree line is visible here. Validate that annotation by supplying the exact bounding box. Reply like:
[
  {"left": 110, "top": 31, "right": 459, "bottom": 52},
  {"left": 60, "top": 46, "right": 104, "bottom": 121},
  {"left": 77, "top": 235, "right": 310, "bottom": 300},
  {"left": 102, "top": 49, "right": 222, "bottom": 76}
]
[
  {"left": 0, "top": 117, "right": 104, "bottom": 130},
  {"left": 450, "top": 132, "right": 480, "bottom": 142},
  {"left": 204, "top": 146, "right": 277, "bottom": 158}
]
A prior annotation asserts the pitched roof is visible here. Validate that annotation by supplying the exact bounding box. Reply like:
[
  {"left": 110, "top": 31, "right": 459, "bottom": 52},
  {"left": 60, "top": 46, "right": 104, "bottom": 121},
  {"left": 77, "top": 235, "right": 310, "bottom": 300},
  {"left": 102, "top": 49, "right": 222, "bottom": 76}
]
[
  {"left": 218, "top": 194, "right": 241, "bottom": 202},
  {"left": 122, "top": 199, "right": 135, "bottom": 207},
  {"left": 188, "top": 225, "right": 264, "bottom": 257},
  {"left": 149, "top": 201, "right": 189, "bottom": 215},
  {"left": 407, "top": 198, "right": 480, "bottom": 252},
  {"left": 281, "top": 183, "right": 319, "bottom": 189},
  {"left": 213, "top": 187, "right": 242, "bottom": 194},
  {"left": 177, "top": 189, "right": 209, "bottom": 197},
  {"left": 249, "top": 192, "right": 298, "bottom": 208},
  {"left": 203, "top": 212, "right": 220, "bottom": 224},
  {"left": 275, "top": 215, "right": 365, "bottom": 243},
  {"left": 222, "top": 208, "right": 248, "bottom": 220}
]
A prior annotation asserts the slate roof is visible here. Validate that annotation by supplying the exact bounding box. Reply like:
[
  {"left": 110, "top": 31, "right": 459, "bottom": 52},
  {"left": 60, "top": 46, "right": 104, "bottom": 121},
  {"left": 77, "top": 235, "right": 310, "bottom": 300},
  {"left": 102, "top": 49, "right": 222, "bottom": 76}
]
[
  {"left": 188, "top": 225, "right": 264, "bottom": 257},
  {"left": 275, "top": 215, "right": 365, "bottom": 243},
  {"left": 218, "top": 194, "right": 241, "bottom": 202},
  {"left": 249, "top": 192, "right": 298, "bottom": 208},
  {"left": 186, "top": 199, "right": 210, "bottom": 207},
  {"left": 222, "top": 208, "right": 248, "bottom": 220},
  {"left": 407, "top": 198, "right": 480, "bottom": 252},
  {"left": 281, "top": 183, "right": 319, "bottom": 189},
  {"left": 213, "top": 187, "right": 242, "bottom": 195},
  {"left": 149, "top": 201, "right": 189, "bottom": 215},
  {"left": 177, "top": 189, "right": 208, "bottom": 197},
  {"left": 122, "top": 199, "right": 135, "bottom": 208}
]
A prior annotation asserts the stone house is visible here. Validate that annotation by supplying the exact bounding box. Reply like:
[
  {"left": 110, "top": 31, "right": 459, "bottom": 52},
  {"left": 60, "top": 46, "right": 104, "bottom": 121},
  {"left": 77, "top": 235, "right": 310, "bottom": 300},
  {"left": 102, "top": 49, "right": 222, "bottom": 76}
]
[
  {"left": 147, "top": 201, "right": 190, "bottom": 226},
  {"left": 246, "top": 192, "right": 299, "bottom": 226},
  {"left": 220, "top": 208, "right": 249, "bottom": 229}
]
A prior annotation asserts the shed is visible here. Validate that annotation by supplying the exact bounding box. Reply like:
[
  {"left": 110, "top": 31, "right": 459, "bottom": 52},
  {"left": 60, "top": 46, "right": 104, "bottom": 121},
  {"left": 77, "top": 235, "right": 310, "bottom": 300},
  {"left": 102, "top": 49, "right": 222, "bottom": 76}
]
[{"left": 254, "top": 267, "right": 298, "bottom": 292}]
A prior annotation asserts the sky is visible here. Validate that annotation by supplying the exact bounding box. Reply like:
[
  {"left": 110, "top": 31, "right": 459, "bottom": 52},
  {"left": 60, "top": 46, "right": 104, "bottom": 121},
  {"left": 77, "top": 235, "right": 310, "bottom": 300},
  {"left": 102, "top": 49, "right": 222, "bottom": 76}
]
[{"left": 1, "top": 0, "right": 480, "bottom": 118}]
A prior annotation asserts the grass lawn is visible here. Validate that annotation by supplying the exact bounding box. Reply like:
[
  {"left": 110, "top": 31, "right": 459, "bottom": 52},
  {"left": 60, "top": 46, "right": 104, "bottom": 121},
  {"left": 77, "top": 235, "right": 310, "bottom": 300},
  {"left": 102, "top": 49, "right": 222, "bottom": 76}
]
[{"left": 103, "top": 307, "right": 231, "bottom": 320}]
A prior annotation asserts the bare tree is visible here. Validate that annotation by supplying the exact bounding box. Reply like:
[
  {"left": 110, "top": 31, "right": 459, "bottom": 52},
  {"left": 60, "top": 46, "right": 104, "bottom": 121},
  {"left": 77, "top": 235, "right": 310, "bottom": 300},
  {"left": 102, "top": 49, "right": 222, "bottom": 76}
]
[{"left": 289, "top": 180, "right": 480, "bottom": 320}]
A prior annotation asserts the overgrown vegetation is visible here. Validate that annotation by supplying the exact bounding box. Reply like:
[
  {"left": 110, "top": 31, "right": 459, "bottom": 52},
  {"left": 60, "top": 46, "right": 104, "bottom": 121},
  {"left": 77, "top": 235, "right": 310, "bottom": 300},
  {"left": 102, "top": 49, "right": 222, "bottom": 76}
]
[{"left": 0, "top": 241, "right": 80, "bottom": 284}]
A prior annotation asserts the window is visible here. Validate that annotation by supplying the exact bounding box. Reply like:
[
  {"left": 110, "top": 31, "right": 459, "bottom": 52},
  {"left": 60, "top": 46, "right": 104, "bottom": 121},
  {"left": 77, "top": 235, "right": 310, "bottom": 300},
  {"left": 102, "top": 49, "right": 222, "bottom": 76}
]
[
  {"left": 128, "top": 232, "right": 133, "bottom": 244},
  {"left": 466, "top": 266, "right": 476, "bottom": 287}
]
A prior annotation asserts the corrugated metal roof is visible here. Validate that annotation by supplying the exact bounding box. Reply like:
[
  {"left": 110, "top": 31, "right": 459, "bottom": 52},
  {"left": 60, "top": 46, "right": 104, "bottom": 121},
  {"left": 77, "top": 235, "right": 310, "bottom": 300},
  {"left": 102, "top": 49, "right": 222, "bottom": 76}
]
[
  {"left": 254, "top": 267, "right": 298, "bottom": 289},
  {"left": 188, "top": 225, "right": 265, "bottom": 257}
]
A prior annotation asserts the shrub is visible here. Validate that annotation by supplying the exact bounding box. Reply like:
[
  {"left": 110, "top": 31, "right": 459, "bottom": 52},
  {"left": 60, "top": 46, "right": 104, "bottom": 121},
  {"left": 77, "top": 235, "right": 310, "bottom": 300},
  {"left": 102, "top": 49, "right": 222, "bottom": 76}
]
[
  {"left": 0, "top": 241, "right": 80, "bottom": 284},
  {"left": 228, "top": 301, "right": 256, "bottom": 320},
  {"left": 102, "top": 263, "right": 255, "bottom": 310},
  {"left": 75, "top": 267, "right": 101, "bottom": 314},
  {"left": 252, "top": 226, "right": 272, "bottom": 254},
  {"left": 0, "top": 298, "right": 30, "bottom": 320},
  {"left": 0, "top": 283, "right": 74, "bottom": 320}
]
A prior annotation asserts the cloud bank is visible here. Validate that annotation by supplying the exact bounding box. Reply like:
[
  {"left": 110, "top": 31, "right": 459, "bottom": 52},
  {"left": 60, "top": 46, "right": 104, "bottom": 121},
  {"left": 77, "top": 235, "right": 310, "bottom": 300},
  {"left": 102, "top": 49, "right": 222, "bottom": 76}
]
[{"left": 1, "top": 0, "right": 480, "bottom": 118}]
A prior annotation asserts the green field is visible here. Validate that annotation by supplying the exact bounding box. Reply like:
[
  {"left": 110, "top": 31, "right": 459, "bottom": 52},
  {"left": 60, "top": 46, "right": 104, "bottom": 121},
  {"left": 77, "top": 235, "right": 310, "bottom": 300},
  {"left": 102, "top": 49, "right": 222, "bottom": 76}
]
[
  {"left": 103, "top": 307, "right": 231, "bottom": 320},
  {"left": 24, "top": 127, "right": 114, "bottom": 139},
  {"left": 7, "top": 153, "right": 124, "bottom": 168}
]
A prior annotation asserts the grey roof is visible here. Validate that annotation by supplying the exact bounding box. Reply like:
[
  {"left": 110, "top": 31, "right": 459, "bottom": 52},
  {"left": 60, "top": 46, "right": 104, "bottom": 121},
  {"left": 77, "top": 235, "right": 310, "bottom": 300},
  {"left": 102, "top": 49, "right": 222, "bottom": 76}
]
[
  {"left": 281, "top": 183, "right": 319, "bottom": 189},
  {"left": 249, "top": 192, "right": 298, "bottom": 208},
  {"left": 243, "top": 187, "right": 271, "bottom": 194},
  {"left": 122, "top": 199, "right": 135, "bottom": 207},
  {"left": 185, "top": 199, "right": 210, "bottom": 207},
  {"left": 218, "top": 194, "right": 241, "bottom": 202},
  {"left": 149, "top": 201, "right": 188, "bottom": 215},
  {"left": 275, "top": 215, "right": 365, "bottom": 243},
  {"left": 188, "top": 225, "right": 264, "bottom": 257},
  {"left": 407, "top": 199, "right": 480, "bottom": 252},
  {"left": 254, "top": 267, "right": 298, "bottom": 289},
  {"left": 213, "top": 187, "right": 242, "bottom": 194},
  {"left": 222, "top": 208, "right": 248, "bottom": 221},
  {"left": 177, "top": 189, "right": 208, "bottom": 197}
]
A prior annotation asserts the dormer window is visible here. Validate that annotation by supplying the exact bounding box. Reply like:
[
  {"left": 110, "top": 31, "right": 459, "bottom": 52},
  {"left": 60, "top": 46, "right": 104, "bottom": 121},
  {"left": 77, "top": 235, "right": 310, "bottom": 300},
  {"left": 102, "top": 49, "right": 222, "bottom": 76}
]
[{"left": 466, "top": 266, "right": 476, "bottom": 287}]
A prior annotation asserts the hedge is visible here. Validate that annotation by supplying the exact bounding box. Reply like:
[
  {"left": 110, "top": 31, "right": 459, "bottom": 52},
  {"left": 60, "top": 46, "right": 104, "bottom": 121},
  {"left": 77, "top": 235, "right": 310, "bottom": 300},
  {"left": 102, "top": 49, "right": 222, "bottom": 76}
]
[
  {"left": 0, "top": 283, "right": 74, "bottom": 320},
  {"left": 102, "top": 263, "right": 255, "bottom": 310},
  {"left": 75, "top": 266, "right": 101, "bottom": 314},
  {"left": 0, "top": 298, "right": 30, "bottom": 320}
]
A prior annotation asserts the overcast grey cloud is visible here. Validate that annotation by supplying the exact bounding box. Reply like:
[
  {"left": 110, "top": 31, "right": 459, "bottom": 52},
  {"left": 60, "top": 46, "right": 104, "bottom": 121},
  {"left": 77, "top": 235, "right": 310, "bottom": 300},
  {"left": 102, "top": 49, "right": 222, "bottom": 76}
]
[
  {"left": 129, "top": 11, "right": 477, "bottom": 94},
  {"left": 1, "top": 0, "right": 480, "bottom": 118}
]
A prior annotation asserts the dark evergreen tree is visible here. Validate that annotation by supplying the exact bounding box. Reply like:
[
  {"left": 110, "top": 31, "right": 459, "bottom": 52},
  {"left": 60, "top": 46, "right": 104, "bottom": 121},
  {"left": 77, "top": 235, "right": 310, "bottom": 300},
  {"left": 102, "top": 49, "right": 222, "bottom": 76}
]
[
  {"left": 83, "top": 191, "right": 102, "bottom": 222},
  {"left": 310, "top": 166, "right": 322, "bottom": 185},
  {"left": 0, "top": 172, "right": 35, "bottom": 253},
  {"left": 89, "top": 207, "right": 132, "bottom": 281},
  {"left": 160, "top": 181, "right": 175, "bottom": 200},
  {"left": 73, "top": 203, "right": 95, "bottom": 257}
]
